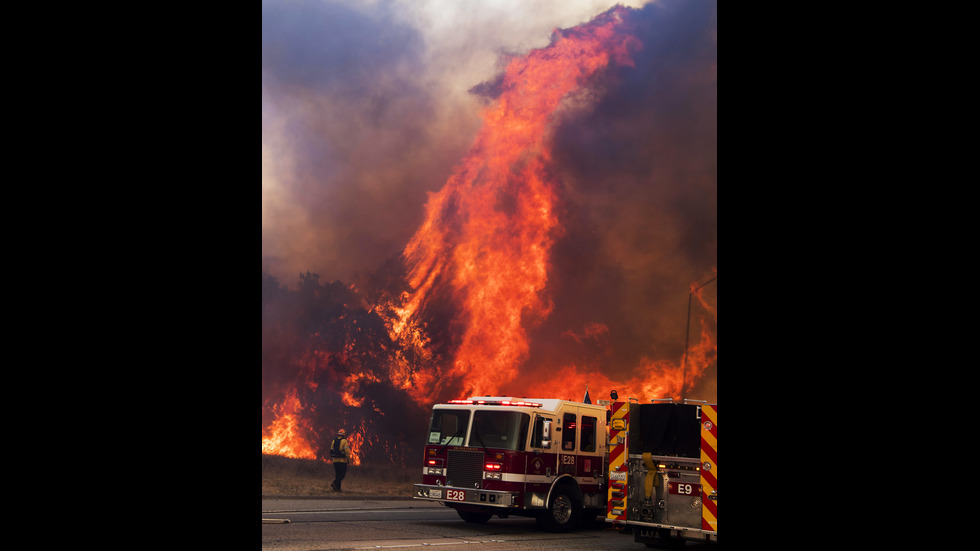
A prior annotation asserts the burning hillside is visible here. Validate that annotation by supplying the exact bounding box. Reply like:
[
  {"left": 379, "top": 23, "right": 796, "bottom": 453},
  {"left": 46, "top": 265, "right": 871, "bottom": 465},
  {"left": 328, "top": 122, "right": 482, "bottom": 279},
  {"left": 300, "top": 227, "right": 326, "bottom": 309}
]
[{"left": 262, "top": 1, "right": 717, "bottom": 465}]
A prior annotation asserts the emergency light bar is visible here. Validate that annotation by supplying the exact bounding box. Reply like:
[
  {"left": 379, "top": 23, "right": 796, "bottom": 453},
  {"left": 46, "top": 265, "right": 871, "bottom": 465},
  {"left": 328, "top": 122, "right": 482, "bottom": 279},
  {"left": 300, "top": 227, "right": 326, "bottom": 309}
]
[{"left": 447, "top": 399, "right": 542, "bottom": 407}]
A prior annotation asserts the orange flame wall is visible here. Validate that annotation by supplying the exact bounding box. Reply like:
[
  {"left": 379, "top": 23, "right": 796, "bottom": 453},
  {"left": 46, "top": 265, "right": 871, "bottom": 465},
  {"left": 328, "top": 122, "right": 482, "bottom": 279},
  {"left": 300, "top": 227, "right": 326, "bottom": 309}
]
[{"left": 390, "top": 7, "right": 642, "bottom": 399}]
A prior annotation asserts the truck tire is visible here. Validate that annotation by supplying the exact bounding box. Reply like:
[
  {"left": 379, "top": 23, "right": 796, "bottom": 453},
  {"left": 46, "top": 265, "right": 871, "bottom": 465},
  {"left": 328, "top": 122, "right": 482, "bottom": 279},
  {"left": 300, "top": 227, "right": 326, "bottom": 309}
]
[
  {"left": 536, "top": 488, "right": 580, "bottom": 532},
  {"left": 456, "top": 510, "right": 492, "bottom": 524}
]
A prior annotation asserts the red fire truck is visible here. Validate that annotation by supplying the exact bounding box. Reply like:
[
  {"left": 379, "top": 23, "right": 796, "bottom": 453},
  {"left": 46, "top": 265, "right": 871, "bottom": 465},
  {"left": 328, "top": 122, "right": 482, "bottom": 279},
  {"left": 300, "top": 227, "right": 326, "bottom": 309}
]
[
  {"left": 606, "top": 399, "right": 717, "bottom": 546},
  {"left": 412, "top": 396, "right": 609, "bottom": 531}
]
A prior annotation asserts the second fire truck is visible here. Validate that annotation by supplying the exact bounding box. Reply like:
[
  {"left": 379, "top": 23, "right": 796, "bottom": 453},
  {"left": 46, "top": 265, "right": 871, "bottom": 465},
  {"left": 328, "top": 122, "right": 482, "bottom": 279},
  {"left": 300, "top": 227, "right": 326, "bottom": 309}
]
[{"left": 606, "top": 398, "right": 717, "bottom": 546}]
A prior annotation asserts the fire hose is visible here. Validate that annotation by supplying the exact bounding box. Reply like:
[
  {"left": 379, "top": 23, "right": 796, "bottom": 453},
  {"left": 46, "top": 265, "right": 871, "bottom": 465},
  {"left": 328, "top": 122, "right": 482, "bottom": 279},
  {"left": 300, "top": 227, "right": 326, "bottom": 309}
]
[{"left": 639, "top": 452, "right": 659, "bottom": 518}]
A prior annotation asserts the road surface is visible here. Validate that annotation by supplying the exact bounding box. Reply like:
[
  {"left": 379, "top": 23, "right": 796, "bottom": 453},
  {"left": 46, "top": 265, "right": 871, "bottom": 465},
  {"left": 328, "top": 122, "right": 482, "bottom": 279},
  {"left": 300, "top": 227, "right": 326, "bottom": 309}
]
[{"left": 261, "top": 497, "right": 713, "bottom": 551}]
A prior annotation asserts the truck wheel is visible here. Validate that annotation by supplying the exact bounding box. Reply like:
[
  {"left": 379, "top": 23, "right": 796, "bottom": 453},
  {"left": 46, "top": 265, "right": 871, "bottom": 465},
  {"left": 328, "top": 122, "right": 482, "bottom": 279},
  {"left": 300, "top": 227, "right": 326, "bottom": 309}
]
[
  {"left": 536, "top": 489, "right": 580, "bottom": 532},
  {"left": 456, "top": 510, "right": 492, "bottom": 524}
]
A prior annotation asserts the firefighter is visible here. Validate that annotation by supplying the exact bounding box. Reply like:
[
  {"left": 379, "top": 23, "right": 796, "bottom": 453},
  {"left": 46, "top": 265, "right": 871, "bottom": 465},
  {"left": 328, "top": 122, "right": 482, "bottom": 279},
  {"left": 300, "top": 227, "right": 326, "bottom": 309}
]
[{"left": 329, "top": 428, "right": 351, "bottom": 492}]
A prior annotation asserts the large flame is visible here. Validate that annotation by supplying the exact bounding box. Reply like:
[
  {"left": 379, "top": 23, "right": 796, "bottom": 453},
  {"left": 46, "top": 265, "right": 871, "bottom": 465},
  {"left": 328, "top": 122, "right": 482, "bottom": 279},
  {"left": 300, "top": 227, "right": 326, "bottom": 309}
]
[{"left": 389, "top": 7, "right": 641, "bottom": 399}]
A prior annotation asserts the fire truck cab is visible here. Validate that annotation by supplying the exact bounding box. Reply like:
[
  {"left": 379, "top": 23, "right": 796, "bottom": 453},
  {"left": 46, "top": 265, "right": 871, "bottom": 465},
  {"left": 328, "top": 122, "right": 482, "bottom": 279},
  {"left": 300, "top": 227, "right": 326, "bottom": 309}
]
[{"left": 413, "top": 396, "right": 608, "bottom": 531}]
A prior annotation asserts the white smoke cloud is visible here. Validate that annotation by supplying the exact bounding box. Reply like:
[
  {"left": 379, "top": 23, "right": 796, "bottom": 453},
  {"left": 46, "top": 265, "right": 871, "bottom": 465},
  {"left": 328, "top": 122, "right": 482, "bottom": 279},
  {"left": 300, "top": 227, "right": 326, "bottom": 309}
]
[{"left": 261, "top": 0, "right": 654, "bottom": 286}]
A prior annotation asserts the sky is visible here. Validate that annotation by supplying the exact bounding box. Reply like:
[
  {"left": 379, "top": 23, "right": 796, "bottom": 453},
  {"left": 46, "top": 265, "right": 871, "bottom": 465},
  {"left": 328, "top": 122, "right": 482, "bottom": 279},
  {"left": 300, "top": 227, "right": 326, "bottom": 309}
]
[{"left": 261, "top": 0, "right": 717, "bottom": 405}]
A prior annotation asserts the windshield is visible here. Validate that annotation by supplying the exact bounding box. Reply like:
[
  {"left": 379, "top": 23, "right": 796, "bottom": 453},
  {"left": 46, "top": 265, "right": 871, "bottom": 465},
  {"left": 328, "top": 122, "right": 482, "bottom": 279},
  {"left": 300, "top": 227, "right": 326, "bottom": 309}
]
[
  {"left": 470, "top": 410, "right": 530, "bottom": 451},
  {"left": 428, "top": 409, "right": 471, "bottom": 446}
]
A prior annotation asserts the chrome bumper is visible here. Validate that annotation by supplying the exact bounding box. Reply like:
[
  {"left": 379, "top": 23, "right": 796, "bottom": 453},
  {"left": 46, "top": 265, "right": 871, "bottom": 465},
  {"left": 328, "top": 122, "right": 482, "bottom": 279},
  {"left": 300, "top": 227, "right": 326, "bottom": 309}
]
[{"left": 413, "top": 484, "right": 519, "bottom": 508}]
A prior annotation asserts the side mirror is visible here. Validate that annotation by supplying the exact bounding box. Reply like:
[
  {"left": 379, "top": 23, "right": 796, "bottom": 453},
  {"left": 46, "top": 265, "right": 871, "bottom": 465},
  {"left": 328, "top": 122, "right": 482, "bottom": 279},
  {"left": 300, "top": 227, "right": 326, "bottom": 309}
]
[{"left": 540, "top": 419, "right": 552, "bottom": 449}]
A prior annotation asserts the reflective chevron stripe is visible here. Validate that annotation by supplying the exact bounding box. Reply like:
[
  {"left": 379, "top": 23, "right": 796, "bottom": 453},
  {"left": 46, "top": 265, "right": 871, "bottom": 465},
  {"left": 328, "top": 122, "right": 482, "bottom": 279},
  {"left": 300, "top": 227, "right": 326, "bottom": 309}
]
[
  {"left": 700, "top": 404, "right": 717, "bottom": 532},
  {"left": 606, "top": 401, "right": 629, "bottom": 521}
]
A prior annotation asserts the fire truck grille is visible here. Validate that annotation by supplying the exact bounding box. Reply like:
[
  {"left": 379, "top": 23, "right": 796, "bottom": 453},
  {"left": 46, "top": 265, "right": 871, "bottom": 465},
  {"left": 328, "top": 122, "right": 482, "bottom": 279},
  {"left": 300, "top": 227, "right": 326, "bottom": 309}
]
[{"left": 447, "top": 449, "right": 484, "bottom": 489}]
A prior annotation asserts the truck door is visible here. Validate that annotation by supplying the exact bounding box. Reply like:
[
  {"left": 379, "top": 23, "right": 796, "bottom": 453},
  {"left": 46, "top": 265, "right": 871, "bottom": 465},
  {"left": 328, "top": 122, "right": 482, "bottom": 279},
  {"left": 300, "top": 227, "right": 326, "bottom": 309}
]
[
  {"left": 578, "top": 414, "right": 601, "bottom": 482},
  {"left": 529, "top": 413, "right": 557, "bottom": 478},
  {"left": 558, "top": 412, "right": 577, "bottom": 475}
]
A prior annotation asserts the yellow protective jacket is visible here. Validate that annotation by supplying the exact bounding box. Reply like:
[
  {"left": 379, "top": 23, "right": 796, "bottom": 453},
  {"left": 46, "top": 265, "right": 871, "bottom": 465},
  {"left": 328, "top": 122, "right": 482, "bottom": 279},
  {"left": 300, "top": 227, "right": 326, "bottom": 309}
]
[{"left": 331, "top": 437, "right": 351, "bottom": 463}]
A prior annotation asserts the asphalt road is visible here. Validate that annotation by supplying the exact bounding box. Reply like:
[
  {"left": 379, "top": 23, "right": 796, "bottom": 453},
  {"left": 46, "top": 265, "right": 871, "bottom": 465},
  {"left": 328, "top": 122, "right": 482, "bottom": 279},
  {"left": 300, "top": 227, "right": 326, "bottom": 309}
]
[{"left": 261, "top": 497, "right": 714, "bottom": 551}]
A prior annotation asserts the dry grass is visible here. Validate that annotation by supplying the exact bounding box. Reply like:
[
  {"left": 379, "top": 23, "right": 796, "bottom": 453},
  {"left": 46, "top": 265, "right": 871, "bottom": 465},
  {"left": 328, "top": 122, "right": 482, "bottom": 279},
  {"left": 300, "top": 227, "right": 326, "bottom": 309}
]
[{"left": 262, "top": 454, "right": 418, "bottom": 498}]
